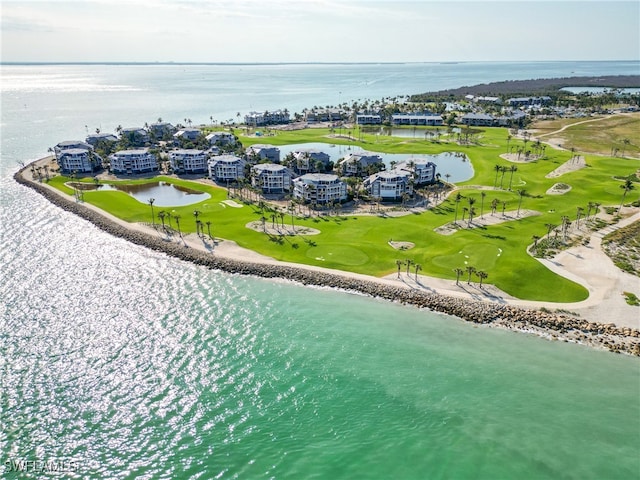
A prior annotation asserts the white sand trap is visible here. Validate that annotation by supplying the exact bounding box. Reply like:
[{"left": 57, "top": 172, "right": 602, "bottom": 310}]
[
  {"left": 499, "top": 153, "right": 541, "bottom": 163},
  {"left": 246, "top": 221, "right": 320, "bottom": 236},
  {"left": 389, "top": 241, "right": 415, "bottom": 250},
  {"left": 545, "top": 156, "right": 586, "bottom": 178},
  {"left": 547, "top": 183, "right": 572, "bottom": 195},
  {"left": 222, "top": 200, "right": 243, "bottom": 208}
]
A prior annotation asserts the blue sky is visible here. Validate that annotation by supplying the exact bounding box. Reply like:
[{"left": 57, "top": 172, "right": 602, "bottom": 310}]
[{"left": 1, "top": 1, "right": 639, "bottom": 63}]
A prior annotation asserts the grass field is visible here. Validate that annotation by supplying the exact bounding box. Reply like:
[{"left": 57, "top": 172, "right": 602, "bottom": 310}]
[
  {"left": 48, "top": 120, "right": 640, "bottom": 303},
  {"left": 531, "top": 112, "right": 640, "bottom": 158}
]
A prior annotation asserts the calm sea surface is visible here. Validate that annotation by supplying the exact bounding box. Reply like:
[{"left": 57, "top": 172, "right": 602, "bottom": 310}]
[{"left": 1, "top": 62, "right": 639, "bottom": 479}]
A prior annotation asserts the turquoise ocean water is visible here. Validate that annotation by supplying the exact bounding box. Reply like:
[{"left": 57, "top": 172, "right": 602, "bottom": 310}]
[{"left": 1, "top": 62, "right": 639, "bottom": 479}]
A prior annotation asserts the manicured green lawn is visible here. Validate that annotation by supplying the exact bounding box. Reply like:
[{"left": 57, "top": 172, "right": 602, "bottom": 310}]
[{"left": 47, "top": 125, "right": 640, "bottom": 303}]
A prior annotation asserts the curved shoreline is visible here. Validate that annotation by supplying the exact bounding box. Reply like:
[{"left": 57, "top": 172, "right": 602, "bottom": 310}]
[{"left": 14, "top": 162, "right": 640, "bottom": 356}]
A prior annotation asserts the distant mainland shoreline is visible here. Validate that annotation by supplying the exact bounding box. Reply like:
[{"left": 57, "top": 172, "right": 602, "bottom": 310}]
[{"left": 411, "top": 75, "right": 640, "bottom": 99}]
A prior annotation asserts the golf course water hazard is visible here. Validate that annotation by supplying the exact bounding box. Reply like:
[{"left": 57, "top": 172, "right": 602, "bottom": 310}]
[{"left": 79, "top": 181, "right": 211, "bottom": 207}]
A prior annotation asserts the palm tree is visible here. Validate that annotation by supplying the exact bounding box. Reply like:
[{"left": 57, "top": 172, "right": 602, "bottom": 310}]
[
  {"left": 532, "top": 234, "right": 540, "bottom": 251},
  {"left": 501, "top": 201, "right": 507, "bottom": 217},
  {"left": 621, "top": 138, "right": 630, "bottom": 157},
  {"left": 619, "top": 178, "right": 634, "bottom": 211},
  {"left": 516, "top": 189, "right": 526, "bottom": 216},
  {"left": 206, "top": 221, "right": 213, "bottom": 241},
  {"left": 476, "top": 270, "right": 488, "bottom": 288},
  {"left": 173, "top": 214, "right": 181, "bottom": 237},
  {"left": 561, "top": 215, "right": 571, "bottom": 241},
  {"left": 466, "top": 265, "right": 476, "bottom": 285},
  {"left": 575, "top": 206, "right": 584, "bottom": 229},
  {"left": 499, "top": 166, "right": 507, "bottom": 189},
  {"left": 467, "top": 197, "right": 476, "bottom": 226},
  {"left": 396, "top": 259, "right": 403, "bottom": 278},
  {"left": 405, "top": 259, "right": 413, "bottom": 275},
  {"left": 158, "top": 210, "right": 166, "bottom": 229},
  {"left": 148, "top": 198, "right": 156, "bottom": 226},
  {"left": 414, "top": 263, "right": 422, "bottom": 280},
  {"left": 454, "top": 268, "right": 464, "bottom": 286},
  {"left": 545, "top": 223, "right": 556, "bottom": 240},
  {"left": 453, "top": 192, "right": 463, "bottom": 224},
  {"left": 493, "top": 164, "right": 502, "bottom": 188},
  {"left": 480, "top": 191, "right": 486, "bottom": 219},
  {"left": 508, "top": 165, "right": 518, "bottom": 190}
]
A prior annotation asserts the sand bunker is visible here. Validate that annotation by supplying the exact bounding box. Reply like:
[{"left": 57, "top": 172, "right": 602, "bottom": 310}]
[
  {"left": 246, "top": 221, "right": 320, "bottom": 236},
  {"left": 546, "top": 157, "right": 586, "bottom": 178},
  {"left": 389, "top": 241, "right": 415, "bottom": 250},
  {"left": 435, "top": 210, "right": 541, "bottom": 235},
  {"left": 547, "top": 183, "right": 572, "bottom": 195}
]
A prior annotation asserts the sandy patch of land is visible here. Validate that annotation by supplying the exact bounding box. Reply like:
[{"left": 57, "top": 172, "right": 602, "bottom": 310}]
[
  {"left": 499, "top": 153, "right": 542, "bottom": 163},
  {"left": 389, "top": 241, "right": 415, "bottom": 251},
  {"left": 435, "top": 210, "right": 541, "bottom": 235},
  {"left": 545, "top": 156, "right": 586, "bottom": 178},
  {"left": 221, "top": 199, "right": 243, "bottom": 208},
  {"left": 547, "top": 183, "right": 572, "bottom": 195},
  {"left": 245, "top": 221, "right": 320, "bottom": 236}
]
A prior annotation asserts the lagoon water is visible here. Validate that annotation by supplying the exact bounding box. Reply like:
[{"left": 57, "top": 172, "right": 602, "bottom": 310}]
[{"left": 1, "top": 62, "right": 639, "bottom": 479}]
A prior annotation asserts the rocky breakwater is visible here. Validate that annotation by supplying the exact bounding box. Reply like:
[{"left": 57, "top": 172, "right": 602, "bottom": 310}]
[{"left": 14, "top": 164, "right": 640, "bottom": 356}]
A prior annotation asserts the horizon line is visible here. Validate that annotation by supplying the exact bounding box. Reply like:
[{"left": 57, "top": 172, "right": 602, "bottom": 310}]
[{"left": 2, "top": 60, "right": 638, "bottom": 67}]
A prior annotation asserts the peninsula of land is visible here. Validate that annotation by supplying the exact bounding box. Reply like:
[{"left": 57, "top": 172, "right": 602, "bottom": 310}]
[{"left": 14, "top": 161, "right": 640, "bottom": 355}]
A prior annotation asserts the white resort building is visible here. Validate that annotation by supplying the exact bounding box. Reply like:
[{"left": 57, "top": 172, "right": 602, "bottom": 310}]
[
  {"left": 396, "top": 159, "right": 437, "bottom": 185},
  {"left": 57, "top": 149, "right": 102, "bottom": 173},
  {"left": 245, "top": 144, "right": 281, "bottom": 163},
  {"left": 336, "top": 151, "right": 384, "bottom": 177},
  {"left": 206, "top": 131, "right": 237, "bottom": 147},
  {"left": 109, "top": 149, "right": 158, "bottom": 175},
  {"left": 292, "top": 174, "right": 347, "bottom": 204},
  {"left": 54, "top": 140, "right": 101, "bottom": 173},
  {"left": 251, "top": 163, "right": 292, "bottom": 194},
  {"left": 173, "top": 128, "right": 202, "bottom": 142},
  {"left": 356, "top": 114, "right": 382, "bottom": 125},
  {"left": 290, "top": 149, "right": 331, "bottom": 174},
  {"left": 391, "top": 113, "right": 444, "bottom": 126},
  {"left": 364, "top": 169, "right": 413, "bottom": 201},
  {"left": 208, "top": 155, "right": 246, "bottom": 183},
  {"left": 244, "top": 110, "right": 290, "bottom": 127},
  {"left": 169, "top": 149, "right": 208, "bottom": 174}
]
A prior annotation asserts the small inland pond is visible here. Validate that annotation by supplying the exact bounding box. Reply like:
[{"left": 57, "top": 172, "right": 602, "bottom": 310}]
[{"left": 73, "top": 181, "right": 211, "bottom": 207}]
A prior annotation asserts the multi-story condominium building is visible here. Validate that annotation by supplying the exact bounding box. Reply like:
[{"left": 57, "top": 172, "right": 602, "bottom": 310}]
[
  {"left": 109, "top": 148, "right": 158, "bottom": 175},
  {"left": 290, "top": 149, "right": 331, "bottom": 174},
  {"left": 395, "top": 159, "right": 437, "bottom": 185},
  {"left": 173, "top": 128, "right": 202, "bottom": 142},
  {"left": 119, "top": 127, "right": 149, "bottom": 146},
  {"left": 364, "top": 169, "right": 413, "bottom": 201},
  {"left": 85, "top": 133, "right": 118, "bottom": 147},
  {"left": 391, "top": 113, "right": 444, "bottom": 126},
  {"left": 148, "top": 122, "right": 176, "bottom": 139},
  {"left": 251, "top": 163, "right": 292, "bottom": 194},
  {"left": 54, "top": 140, "right": 92, "bottom": 156},
  {"left": 244, "top": 110, "right": 290, "bottom": 127},
  {"left": 292, "top": 173, "right": 347, "bottom": 204},
  {"left": 303, "top": 108, "right": 345, "bottom": 123},
  {"left": 54, "top": 140, "right": 101, "bottom": 173},
  {"left": 356, "top": 114, "right": 382, "bottom": 125},
  {"left": 57, "top": 148, "right": 102, "bottom": 173},
  {"left": 336, "top": 151, "right": 384, "bottom": 177},
  {"left": 208, "top": 154, "right": 246, "bottom": 183},
  {"left": 169, "top": 149, "right": 208, "bottom": 174},
  {"left": 205, "top": 131, "right": 237, "bottom": 147},
  {"left": 460, "top": 113, "right": 496, "bottom": 127},
  {"left": 245, "top": 144, "right": 281, "bottom": 163}
]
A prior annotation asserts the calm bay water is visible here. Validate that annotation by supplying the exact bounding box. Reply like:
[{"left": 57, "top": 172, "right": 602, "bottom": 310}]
[{"left": 1, "top": 62, "right": 639, "bottom": 479}]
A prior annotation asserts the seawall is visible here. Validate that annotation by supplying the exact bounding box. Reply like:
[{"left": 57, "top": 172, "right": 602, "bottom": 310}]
[{"left": 14, "top": 164, "right": 640, "bottom": 356}]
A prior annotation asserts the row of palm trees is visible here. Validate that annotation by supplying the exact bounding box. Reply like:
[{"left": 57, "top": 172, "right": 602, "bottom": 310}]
[
  {"left": 395, "top": 259, "right": 422, "bottom": 280},
  {"left": 454, "top": 266, "right": 489, "bottom": 288},
  {"left": 493, "top": 164, "right": 519, "bottom": 190}
]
